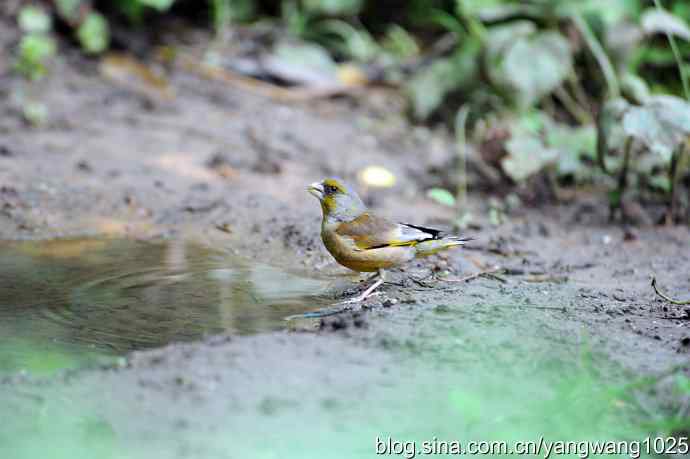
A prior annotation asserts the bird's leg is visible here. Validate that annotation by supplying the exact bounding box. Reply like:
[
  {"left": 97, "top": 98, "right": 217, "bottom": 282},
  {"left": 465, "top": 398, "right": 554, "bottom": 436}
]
[
  {"left": 286, "top": 270, "right": 385, "bottom": 319},
  {"left": 339, "top": 269, "right": 385, "bottom": 305}
]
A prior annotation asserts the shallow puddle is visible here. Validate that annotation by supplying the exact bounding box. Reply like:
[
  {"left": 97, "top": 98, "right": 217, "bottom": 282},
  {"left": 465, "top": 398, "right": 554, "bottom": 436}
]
[
  {"left": 0, "top": 238, "right": 332, "bottom": 374},
  {"left": 0, "top": 240, "right": 672, "bottom": 459}
]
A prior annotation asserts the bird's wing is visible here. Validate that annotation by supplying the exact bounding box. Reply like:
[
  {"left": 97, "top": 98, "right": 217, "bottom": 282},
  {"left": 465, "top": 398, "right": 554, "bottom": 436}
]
[{"left": 335, "top": 213, "right": 440, "bottom": 250}]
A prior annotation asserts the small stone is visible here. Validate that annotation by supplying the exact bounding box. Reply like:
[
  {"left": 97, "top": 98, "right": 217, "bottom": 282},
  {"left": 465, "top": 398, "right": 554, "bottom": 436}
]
[
  {"left": 75, "top": 160, "right": 92, "bottom": 172},
  {"left": 382, "top": 298, "right": 398, "bottom": 307}
]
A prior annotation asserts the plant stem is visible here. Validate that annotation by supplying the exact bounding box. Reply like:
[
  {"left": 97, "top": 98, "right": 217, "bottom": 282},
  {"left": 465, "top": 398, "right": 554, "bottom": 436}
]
[
  {"left": 596, "top": 108, "right": 612, "bottom": 175},
  {"left": 611, "top": 137, "right": 633, "bottom": 220},
  {"left": 571, "top": 13, "right": 620, "bottom": 99},
  {"left": 653, "top": 0, "right": 690, "bottom": 101},
  {"left": 667, "top": 144, "right": 680, "bottom": 224},
  {"left": 454, "top": 105, "right": 470, "bottom": 217},
  {"left": 554, "top": 86, "right": 592, "bottom": 125}
]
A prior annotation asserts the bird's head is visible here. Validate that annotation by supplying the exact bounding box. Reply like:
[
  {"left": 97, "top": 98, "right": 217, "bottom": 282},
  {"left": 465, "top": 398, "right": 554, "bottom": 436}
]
[{"left": 308, "top": 178, "right": 366, "bottom": 222}]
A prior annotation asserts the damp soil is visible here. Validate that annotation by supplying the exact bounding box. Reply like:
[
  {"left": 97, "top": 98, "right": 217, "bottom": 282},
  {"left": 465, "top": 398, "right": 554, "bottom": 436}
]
[{"left": 1, "top": 24, "right": 690, "bottom": 459}]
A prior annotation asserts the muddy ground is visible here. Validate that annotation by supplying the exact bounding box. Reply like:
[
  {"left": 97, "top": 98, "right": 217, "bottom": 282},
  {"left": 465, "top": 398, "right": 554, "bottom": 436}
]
[{"left": 1, "top": 21, "right": 690, "bottom": 458}]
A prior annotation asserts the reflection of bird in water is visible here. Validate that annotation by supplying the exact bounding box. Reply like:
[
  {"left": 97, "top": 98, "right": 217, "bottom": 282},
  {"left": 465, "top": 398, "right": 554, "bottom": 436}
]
[{"left": 307, "top": 178, "right": 471, "bottom": 310}]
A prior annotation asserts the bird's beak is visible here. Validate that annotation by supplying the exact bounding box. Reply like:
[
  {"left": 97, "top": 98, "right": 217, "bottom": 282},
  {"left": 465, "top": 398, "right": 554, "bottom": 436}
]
[{"left": 307, "top": 182, "right": 324, "bottom": 200}]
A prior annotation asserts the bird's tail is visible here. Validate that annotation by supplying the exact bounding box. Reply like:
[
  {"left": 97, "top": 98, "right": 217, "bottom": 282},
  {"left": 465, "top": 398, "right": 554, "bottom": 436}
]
[{"left": 414, "top": 236, "right": 473, "bottom": 257}]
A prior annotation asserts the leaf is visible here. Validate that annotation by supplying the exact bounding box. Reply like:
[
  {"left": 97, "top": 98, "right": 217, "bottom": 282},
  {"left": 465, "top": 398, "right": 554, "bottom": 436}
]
[
  {"left": 566, "top": 0, "right": 638, "bottom": 26},
  {"left": 623, "top": 107, "right": 668, "bottom": 159},
  {"left": 457, "top": 0, "right": 529, "bottom": 21},
  {"left": 303, "top": 0, "right": 363, "bottom": 16},
  {"left": 547, "top": 123, "right": 597, "bottom": 179},
  {"left": 382, "top": 24, "right": 419, "bottom": 59},
  {"left": 77, "top": 12, "right": 110, "bottom": 54},
  {"left": 620, "top": 73, "right": 650, "bottom": 104},
  {"left": 18, "top": 6, "right": 52, "bottom": 33},
  {"left": 497, "top": 31, "right": 573, "bottom": 107},
  {"left": 137, "top": 0, "right": 176, "bottom": 12},
  {"left": 427, "top": 188, "right": 456, "bottom": 207},
  {"left": 641, "top": 8, "right": 690, "bottom": 41},
  {"left": 501, "top": 136, "right": 558, "bottom": 182},
  {"left": 406, "top": 40, "right": 480, "bottom": 119},
  {"left": 265, "top": 41, "right": 338, "bottom": 87},
  {"left": 485, "top": 21, "right": 536, "bottom": 66},
  {"left": 598, "top": 97, "right": 631, "bottom": 153},
  {"left": 649, "top": 174, "right": 671, "bottom": 192},
  {"left": 23, "top": 101, "right": 49, "bottom": 126},
  {"left": 15, "top": 33, "right": 56, "bottom": 80},
  {"left": 212, "top": 0, "right": 256, "bottom": 26},
  {"left": 315, "top": 20, "right": 379, "bottom": 61},
  {"left": 55, "top": 0, "right": 82, "bottom": 21},
  {"left": 623, "top": 95, "right": 690, "bottom": 161}
]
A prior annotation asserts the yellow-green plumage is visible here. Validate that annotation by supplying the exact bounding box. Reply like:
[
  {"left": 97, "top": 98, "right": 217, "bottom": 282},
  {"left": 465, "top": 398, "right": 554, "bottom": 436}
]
[{"left": 309, "top": 179, "right": 470, "bottom": 273}]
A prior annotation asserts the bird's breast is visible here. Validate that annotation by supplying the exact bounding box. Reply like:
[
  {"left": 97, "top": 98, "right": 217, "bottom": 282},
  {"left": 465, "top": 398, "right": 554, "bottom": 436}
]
[{"left": 321, "top": 227, "right": 414, "bottom": 272}]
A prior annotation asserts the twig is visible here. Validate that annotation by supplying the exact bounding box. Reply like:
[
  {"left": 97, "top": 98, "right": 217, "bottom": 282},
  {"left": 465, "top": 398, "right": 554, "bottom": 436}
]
[
  {"left": 651, "top": 277, "right": 690, "bottom": 305},
  {"left": 484, "top": 272, "right": 508, "bottom": 283},
  {"left": 443, "top": 266, "right": 503, "bottom": 283}
]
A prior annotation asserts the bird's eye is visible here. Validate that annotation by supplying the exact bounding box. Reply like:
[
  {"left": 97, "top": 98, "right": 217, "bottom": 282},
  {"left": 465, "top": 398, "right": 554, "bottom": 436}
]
[{"left": 324, "top": 184, "right": 338, "bottom": 194}]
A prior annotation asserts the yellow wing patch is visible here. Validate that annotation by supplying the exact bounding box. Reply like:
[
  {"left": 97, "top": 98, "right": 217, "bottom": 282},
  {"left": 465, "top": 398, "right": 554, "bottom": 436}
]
[{"left": 335, "top": 213, "right": 427, "bottom": 250}]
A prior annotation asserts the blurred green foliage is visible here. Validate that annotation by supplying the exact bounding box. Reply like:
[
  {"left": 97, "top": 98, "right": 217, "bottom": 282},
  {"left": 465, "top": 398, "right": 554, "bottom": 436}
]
[
  {"left": 10, "top": 0, "right": 690, "bottom": 220},
  {"left": 15, "top": 6, "right": 56, "bottom": 80}
]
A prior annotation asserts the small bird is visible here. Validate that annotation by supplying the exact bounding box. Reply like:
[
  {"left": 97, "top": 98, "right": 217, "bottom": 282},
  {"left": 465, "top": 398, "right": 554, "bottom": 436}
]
[{"left": 308, "top": 178, "right": 471, "bottom": 305}]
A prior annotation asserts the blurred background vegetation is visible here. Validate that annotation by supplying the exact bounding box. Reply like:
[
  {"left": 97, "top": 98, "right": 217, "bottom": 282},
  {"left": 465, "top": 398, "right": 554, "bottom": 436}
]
[{"left": 6, "top": 0, "right": 690, "bottom": 224}]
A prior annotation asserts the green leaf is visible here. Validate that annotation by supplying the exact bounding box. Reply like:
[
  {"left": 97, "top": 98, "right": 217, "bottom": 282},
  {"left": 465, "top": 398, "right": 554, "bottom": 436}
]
[
  {"left": 620, "top": 73, "right": 651, "bottom": 104},
  {"left": 497, "top": 31, "right": 573, "bottom": 107},
  {"left": 18, "top": 6, "right": 52, "bottom": 33},
  {"left": 564, "top": 0, "right": 639, "bottom": 26},
  {"left": 15, "top": 33, "right": 56, "bottom": 80},
  {"left": 267, "top": 41, "right": 338, "bottom": 86},
  {"left": 211, "top": 0, "right": 256, "bottom": 27},
  {"left": 641, "top": 8, "right": 690, "bottom": 41},
  {"left": 648, "top": 174, "right": 671, "bottom": 192},
  {"left": 303, "top": 0, "right": 363, "bottom": 16},
  {"left": 485, "top": 21, "right": 536, "bottom": 66},
  {"left": 427, "top": 188, "right": 456, "bottom": 207},
  {"left": 382, "top": 25, "right": 419, "bottom": 59},
  {"left": 315, "top": 20, "right": 379, "bottom": 61},
  {"left": 406, "top": 40, "right": 480, "bottom": 119},
  {"left": 56, "top": 0, "right": 82, "bottom": 21},
  {"left": 598, "top": 98, "right": 631, "bottom": 153},
  {"left": 547, "top": 123, "right": 597, "bottom": 180},
  {"left": 77, "top": 12, "right": 110, "bottom": 54},
  {"left": 623, "top": 95, "right": 690, "bottom": 161},
  {"left": 23, "top": 101, "right": 49, "bottom": 126},
  {"left": 138, "top": 0, "right": 176, "bottom": 12},
  {"left": 501, "top": 136, "right": 558, "bottom": 182}
]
